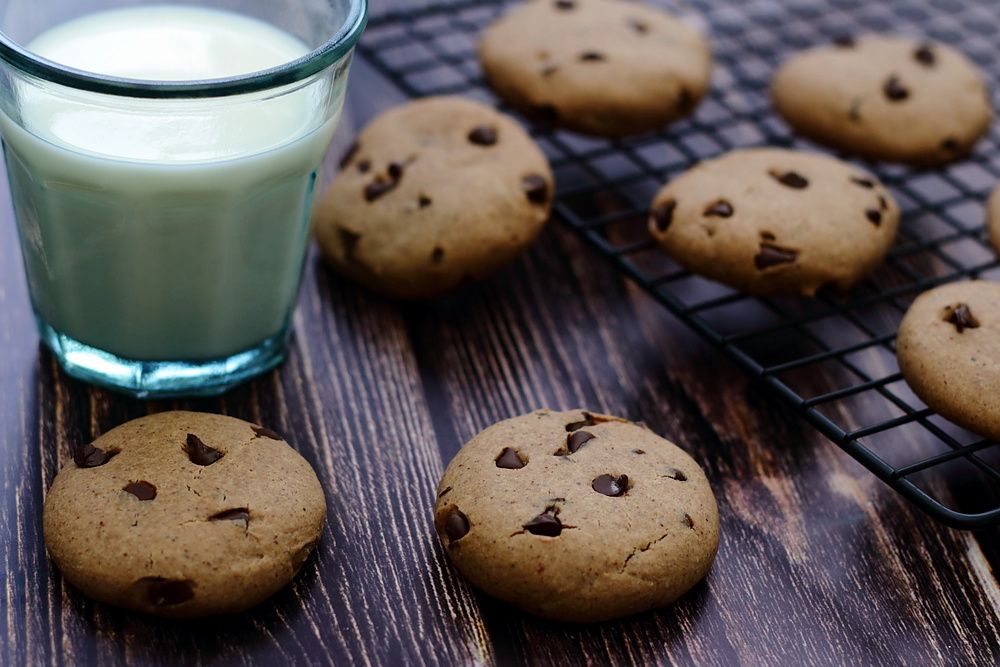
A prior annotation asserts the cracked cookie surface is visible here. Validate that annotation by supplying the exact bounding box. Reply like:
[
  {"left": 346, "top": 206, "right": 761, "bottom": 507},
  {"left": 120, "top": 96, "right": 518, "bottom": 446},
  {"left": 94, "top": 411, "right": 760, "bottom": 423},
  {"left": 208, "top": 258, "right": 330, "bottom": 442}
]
[
  {"left": 478, "top": 0, "right": 712, "bottom": 137},
  {"left": 648, "top": 148, "right": 899, "bottom": 296},
  {"left": 772, "top": 36, "right": 991, "bottom": 165},
  {"left": 434, "top": 408, "right": 719, "bottom": 623},
  {"left": 43, "top": 411, "right": 326, "bottom": 617},
  {"left": 897, "top": 281, "right": 1000, "bottom": 440},
  {"left": 313, "top": 96, "right": 553, "bottom": 299}
]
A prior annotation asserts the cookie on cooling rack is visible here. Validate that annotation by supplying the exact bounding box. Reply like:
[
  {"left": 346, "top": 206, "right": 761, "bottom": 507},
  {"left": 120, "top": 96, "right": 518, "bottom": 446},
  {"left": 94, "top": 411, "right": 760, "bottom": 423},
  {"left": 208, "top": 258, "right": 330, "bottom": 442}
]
[
  {"left": 647, "top": 148, "right": 900, "bottom": 297},
  {"left": 772, "top": 36, "right": 992, "bottom": 165},
  {"left": 897, "top": 281, "right": 1000, "bottom": 441},
  {"left": 478, "top": 0, "right": 712, "bottom": 137},
  {"left": 314, "top": 96, "right": 553, "bottom": 299},
  {"left": 43, "top": 412, "right": 326, "bottom": 617},
  {"left": 434, "top": 408, "right": 720, "bottom": 623}
]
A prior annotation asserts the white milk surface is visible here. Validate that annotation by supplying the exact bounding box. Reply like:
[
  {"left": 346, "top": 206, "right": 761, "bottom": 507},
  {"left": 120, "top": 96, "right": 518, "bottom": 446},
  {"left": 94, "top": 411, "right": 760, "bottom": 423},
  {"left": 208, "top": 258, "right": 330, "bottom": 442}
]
[{"left": 3, "top": 6, "right": 341, "bottom": 360}]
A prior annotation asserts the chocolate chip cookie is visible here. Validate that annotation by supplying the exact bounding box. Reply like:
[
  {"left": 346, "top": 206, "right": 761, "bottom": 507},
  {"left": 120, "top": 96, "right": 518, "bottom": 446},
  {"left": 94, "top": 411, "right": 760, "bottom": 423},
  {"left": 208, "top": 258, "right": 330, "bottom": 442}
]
[
  {"left": 897, "top": 281, "right": 1000, "bottom": 440},
  {"left": 434, "top": 409, "right": 719, "bottom": 623},
  {"left": 314, "top": 96, "right": 553, "bottom": 299},
  {"left": 648, "top": 148, "right": 900, "bottom": 296},
  {"left": 43, "top": 411, "right": 326, "bottom": 617},
  {"left": 478, "top": 0, "right": 712, "bottom": 137},
  {"left": 772, "top": 36, "right": 992, "bottom": 165}
]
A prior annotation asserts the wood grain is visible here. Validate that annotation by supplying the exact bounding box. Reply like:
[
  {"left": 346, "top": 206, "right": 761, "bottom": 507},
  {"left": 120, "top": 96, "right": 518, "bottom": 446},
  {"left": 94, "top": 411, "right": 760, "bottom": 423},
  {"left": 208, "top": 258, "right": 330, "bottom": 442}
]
[{"left": 1, "top": 1, "right": 999, "bottom": 665}]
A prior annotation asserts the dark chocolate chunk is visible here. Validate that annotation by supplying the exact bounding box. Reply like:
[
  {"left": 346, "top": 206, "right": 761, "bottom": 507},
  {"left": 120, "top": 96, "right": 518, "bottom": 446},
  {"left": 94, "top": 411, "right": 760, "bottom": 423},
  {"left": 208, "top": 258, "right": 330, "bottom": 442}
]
[
  {"left": 592, "top": 474, "right": 629, "bottom": 497},
  {"left": 650, "top": 200, "right": 676, "bottom": 233},
  {"left": 832, "top": 34, "right": 855, "bottom": 48},
  {"left": 444, "top": 508, "right": 470, "bottom": 542},
  {"left": 495, "top": 447, "right": 527, "bottom": 469},
  {"left": 364, "top": 178, "right": 398, "bottom": 202},
  {"left": 252, "top": 425, "right": 282, "bottom": 440},
  {"left": 523, "top": 507, "right": 563, "bottom": 536},
  {"left": 850, "top": 176, "right": 875, "bottom": 189},
  {"left": 944, "top": 303, "right": 980, "bottom": 333},
  {"left": 209, "top": 508, "right": 250, "bottom": 527},
  {"left": 431, "top": 247, "right": 445, "bottom": 264},
  {"left": 418, "top": 195, "right": 433, "bottom": 208},
  {"left": 754, "top": 242, "right": 798, "bottom": 270},
  {"left": 387, "top": 162, "right": 405, "bottom": 180},
  {"left": 866, "top": 209, "right": 882, "bottom": 226},
  {"left": 769, "top": 170, "right": 809, "bottom": 189},
  {"left": 184, "top": 434, "right": 224, "bottom": 466},
  {"left": 554, "top": 0, "right": 575, "bottom": 9},
  {"left": 73, "top": 443, "right": 117, "bottom": 469},
  {"left": 139, "top": 577, "right": 195, "bottom": 607},
  {"left": 579, "top": 51, "right": 605, "bottom": 62},
  {"left": 123, "top": 480, "right": 157, "bottom": 501},
  {"left": 468, "top": 125, "right": 498, "bottom": 146},
  {"left": 914, "top": 43, "right": 935, "bottom": 66},
  {"left": 522, "top": 175, "right": 549, "bottom": 205},
  {"left": 883, "top": 75, "right": 909, "bottom": 102},
  {"left": 628, "top": 18, "right": 649, "bottom": 34},
  {"left": 339, "top": 141, "right": 359, "bottom": 168},
  {"left": 704, "top": 199, "right": 734, "bottom": 218},
  {"left": 683, "top": 513, "right": 695, "bottom": 529},
  {"left": 567, "top": 430, "right": 595, "bottom": 453},
  {"left": 565, "top": 412, "right": 597, "bottom": 432},
  {"left": 878, "top": 195, "right": 888, "bottom": 211},
  {"left": 664, "top": 467, "right": 687, "bottom": 481},
  {"left": 632, "top": 449, "right": 645, "bottom": 455},
  {"left": 357, "top": 159, "right": 371, "bottom": 174}
]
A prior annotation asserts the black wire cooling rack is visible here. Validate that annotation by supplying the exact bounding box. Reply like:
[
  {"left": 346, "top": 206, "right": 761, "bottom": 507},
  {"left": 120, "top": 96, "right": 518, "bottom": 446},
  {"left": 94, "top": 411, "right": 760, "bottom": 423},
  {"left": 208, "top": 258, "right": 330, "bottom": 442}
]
[{"left": 356, "top": 0, "right": 1000, "bottom": 529}]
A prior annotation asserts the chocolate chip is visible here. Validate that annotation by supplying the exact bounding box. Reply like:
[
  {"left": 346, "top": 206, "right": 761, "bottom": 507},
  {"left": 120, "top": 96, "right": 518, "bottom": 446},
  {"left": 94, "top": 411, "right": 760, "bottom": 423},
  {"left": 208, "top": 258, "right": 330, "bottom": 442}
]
[
  {"left": 387, "top": 162, "right": 405, "bottom": 180},
  {"left": 252, "top": 425, "right": 282, "bottom": 440},
  {"left": 850, "top": 176, "right": 875, "bottom": 189},
  {"left": 632, "top": 449, "right": 645, "bottom": 455},
  {"left": 364, "top": 178, "right": 398, "bottom": 202},
  {"left": 523, "top": 507, "right": 563, "bottom": 536},
  {"left": 866, "top": 209, "right": 882, "bottom": 226},
  {"left": 444, "top": 508, "right": 470, "bottom": 542},
  {"left": 357, "top": 159, "right": 371, "bottom": 174},
  {"left": 832, "top": 34, "right": 855, "bottom": 48},
  {"left": 522, "top": 175, "right": 549, "bottom": 205},
  {"left": 754, "top": 242, "right": 798, "bottom": 270},
  {"left": 567, "top": 430, "right": 595, "bottom": 453},
  {"left": 650, "top": 200, "right": 676, "bottom": 233},
  {"left": 138, "top": 577, "right": 194, "bottom": 607},
  {"left": 541, "top": 65, "right": 559, "bottom": 77},
  {"left": 704, "top": 199, "right": 734, "bottom": 218},
  {"left": 73, "top": 443, "right": 117, "bottom": 469},
  {"left": 565, "top": 412, "right": 597, "bottom": 432},
  {"left": 664, "top": 467, "right": 687, "bottom": 481},
  {"left": 769, "top": 170, "right": 809, "bottom": 189},
  {"left": 339, "top": 141, "right": 359, "bottom": 168},
  {"left": 554, "top": 0, "right": 575, "bottom": 9},
  {"left": 628, "top": 18, "right": 649, "bottom": 34},
  {"left": 579, "top": 51, "right": 605, "bottom": 62},
  {"left": 914, "top": 43, "right": 935, "bottom": 66},
  {"left": 418, "top": 195, "right": 433, "bottom": 208},
  {"left": 592, "top": 474, "right": 628, "bottom": 497},
  {"left": 878, "top": 195, "right": 888, "bottom": 211},
  {"left": 682, "top": 513, "right": 695, "bottom": 529},
  {"left": 495, "top": 447, "right": 527, "bottom": 469},
  {"left": 438, "top": 486, "right": 452, "bottom": 498},
  {"left": 941, "top": 137, "right": 960, "bottom": 152},
  {"left": 431, "top": 247, "right": 445, "bottom": 264},
  {"left": 123, "top": 481, "right": 157, "bottom": 501},
  {"left": 944, "top": 303, "right": 980, "bottom": 333},
  {"left": 468, "top": 125, "right": 498, "bottom": 146},
  {"left": 209, "top": 508, "right": 250, "bottom": 527},
  {"left": 184, "top": 434, "right": 223, "bottom": 466},
  {"left": 884, "top": 75, "right": 909, "bottom": 102}
]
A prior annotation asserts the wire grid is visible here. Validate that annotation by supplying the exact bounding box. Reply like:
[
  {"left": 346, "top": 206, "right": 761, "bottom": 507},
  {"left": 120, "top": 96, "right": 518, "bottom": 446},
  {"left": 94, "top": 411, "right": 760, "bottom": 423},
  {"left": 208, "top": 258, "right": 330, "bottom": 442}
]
[{"left": 357, "top": 0, "right": 1000, "bottom": 528}]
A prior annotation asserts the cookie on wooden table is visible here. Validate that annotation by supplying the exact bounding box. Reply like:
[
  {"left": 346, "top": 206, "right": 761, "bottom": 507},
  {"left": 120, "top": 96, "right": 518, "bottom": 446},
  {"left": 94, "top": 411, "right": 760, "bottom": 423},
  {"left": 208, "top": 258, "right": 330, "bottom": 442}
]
[
  {"left": 433, "top": 408, "right": 719, "bottom": 623},
  {"left": 314, "top": 96, "right": 553, "bottom": 299},
  {"left": 772, "top": 36, "right": 992, "bottom": 165},
  {"left": 648, "top": 148, "right": 900, "bottom": 296},
  {"left": 478, "top": 0, "right": 712, "bottom": 137},
  {"left": 897, "top": 281, "right": 1000, "bottom": 440},
  {"left": 43, "top": 411, "right": 326, "bottom": 618}
]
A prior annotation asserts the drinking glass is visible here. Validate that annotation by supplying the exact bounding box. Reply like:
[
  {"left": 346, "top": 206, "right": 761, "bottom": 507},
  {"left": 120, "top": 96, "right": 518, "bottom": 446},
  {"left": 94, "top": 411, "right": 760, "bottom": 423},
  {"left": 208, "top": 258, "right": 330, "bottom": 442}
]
[{"left": 0, "top": 0, "right": 367, "bottom": 397}]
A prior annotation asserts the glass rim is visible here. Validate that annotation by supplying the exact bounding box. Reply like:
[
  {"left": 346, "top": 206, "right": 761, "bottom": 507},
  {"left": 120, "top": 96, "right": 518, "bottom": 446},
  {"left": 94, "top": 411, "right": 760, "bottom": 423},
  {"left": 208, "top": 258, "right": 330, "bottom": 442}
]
[{"left": 0, "top": 0, "right": 368, "bottom": 99}]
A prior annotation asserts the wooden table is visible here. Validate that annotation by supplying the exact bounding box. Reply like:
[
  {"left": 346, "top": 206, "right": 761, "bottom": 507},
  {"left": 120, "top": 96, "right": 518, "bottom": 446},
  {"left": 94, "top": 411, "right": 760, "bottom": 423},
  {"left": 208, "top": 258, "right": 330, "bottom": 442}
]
[{"left": 3, "top": 2, "right": 1000, "bottom": 665}]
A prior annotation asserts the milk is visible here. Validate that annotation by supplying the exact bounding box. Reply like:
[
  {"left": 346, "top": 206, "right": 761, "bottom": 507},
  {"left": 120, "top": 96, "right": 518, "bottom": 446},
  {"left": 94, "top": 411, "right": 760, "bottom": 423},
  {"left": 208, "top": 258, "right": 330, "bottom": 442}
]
[{"left": 2, "top": 6, "right": 343, "bottom": 361}]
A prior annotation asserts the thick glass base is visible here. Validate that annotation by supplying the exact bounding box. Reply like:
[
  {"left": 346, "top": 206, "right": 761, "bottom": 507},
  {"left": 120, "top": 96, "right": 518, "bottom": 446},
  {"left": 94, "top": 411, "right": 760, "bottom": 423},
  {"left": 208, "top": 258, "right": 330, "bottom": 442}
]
[{"left": 38, "top": 321, "right": 289, "bottom": 399}]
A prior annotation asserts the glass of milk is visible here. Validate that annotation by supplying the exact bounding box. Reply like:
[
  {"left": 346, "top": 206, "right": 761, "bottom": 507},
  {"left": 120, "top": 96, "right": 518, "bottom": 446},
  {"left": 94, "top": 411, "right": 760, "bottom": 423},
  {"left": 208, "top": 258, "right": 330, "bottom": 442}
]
[{"left": 0, "top": 0, "right": 367, "bottom": 397}]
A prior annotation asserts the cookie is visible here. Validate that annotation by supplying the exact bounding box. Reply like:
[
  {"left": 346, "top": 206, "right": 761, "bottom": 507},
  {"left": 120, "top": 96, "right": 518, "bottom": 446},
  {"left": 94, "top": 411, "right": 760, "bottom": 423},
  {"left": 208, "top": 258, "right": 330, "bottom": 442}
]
[
  {"left": 986, "top": 183, "right": 1000, "bottom": 256},
  {"left": 478, "top": 0, "right": 712, "bottom": 137},
  {"left": 314, "top": 96, "right": 553, "bottom": 299},
  {"left": 433, "top": 409, "right": 719, "bottom": 623},
  {"left": 43, "top": 411, "right": 326, "bottom": 617},
  {"left": 648, "top": 148, "right": 900, "bottom": 296},
  {"left": 772, "top": 36, "right": 992, "bottom": 165},
  {"left": 897, "top": 281, "right": 1000, "bottom": 440}
]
